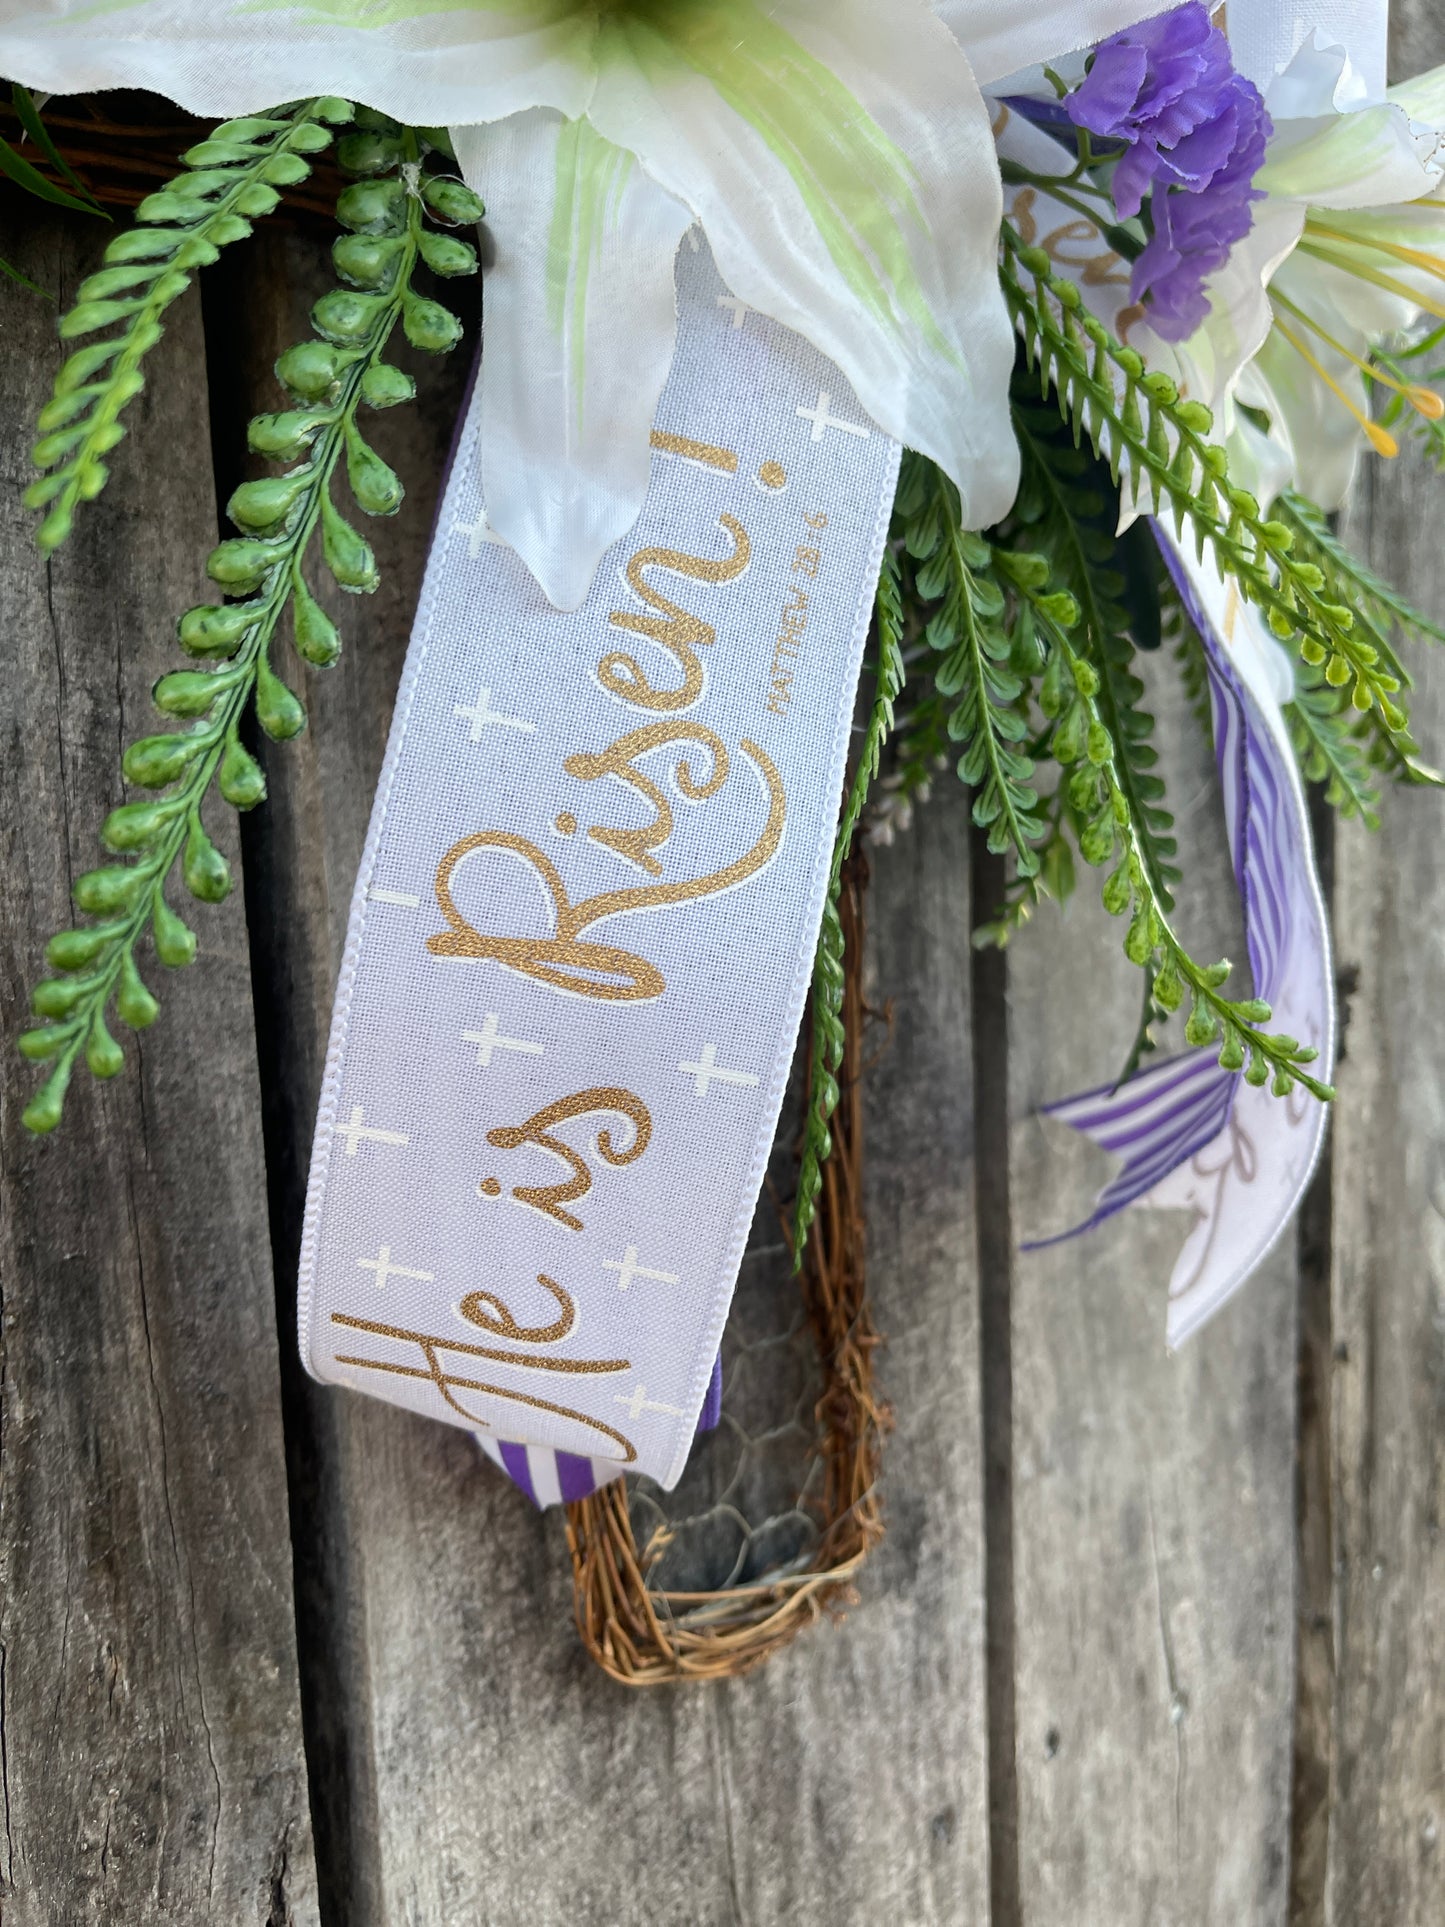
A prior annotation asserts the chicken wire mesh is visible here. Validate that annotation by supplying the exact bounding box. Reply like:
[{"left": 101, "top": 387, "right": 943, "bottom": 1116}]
[{"left": 567, "top": 859, "right": 887, "bottom": 1683}]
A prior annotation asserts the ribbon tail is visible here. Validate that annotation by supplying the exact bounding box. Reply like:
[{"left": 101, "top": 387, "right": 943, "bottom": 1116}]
[
  {"left": 1022, "top": 1047, "right": 1239, "bottom": 1249},
  {"left": 1033, "top": 528, "right": 1335, "bottom": 1346},
  {"left": 476, "top": 1353, "right": 723, "bottom": 1507}
]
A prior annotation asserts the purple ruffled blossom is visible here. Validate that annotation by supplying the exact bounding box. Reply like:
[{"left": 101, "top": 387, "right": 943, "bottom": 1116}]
[{"left": 1066, "top": 2, "right": 1270, "bottom": 339}]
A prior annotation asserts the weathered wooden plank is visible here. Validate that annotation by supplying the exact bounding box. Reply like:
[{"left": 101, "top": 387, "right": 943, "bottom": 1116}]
[
  {"left": 1006, "top": 671, "right": 1297, "bottom": 1924},
  {"left": 1326, "top": 471, "right": 1445, "bottom": 1926},
  {"left": 0, "top": 216, "right": 318, "bottom": 1920},
  {"left": 223, "top": 225, "right": 989, "bottom": 1922},
  {"left": 1326, "top": 178, "right": 1445, "bottom": 1927},
  {"left": 198, "top": 225, "right": 477, "bottom": 1923}
]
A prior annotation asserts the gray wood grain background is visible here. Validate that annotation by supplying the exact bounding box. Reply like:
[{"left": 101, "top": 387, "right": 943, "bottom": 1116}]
[{"left": 1, "top": 11, "right": 1442, "bottom": 1919}]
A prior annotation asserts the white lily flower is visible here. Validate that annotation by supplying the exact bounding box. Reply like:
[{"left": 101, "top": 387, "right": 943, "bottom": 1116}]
[
  {"left": 1175, "top": 1, "right": 1445, "bottom": 509},
  {"left": 0, "top": 0, "right": 1163, "bottom": 605}
]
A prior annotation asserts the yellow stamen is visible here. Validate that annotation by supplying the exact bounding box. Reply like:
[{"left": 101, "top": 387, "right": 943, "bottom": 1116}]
[
  {"left": 1304, "top": 215, "right": 1445, "bottom": 286},
  {"left": 1272, "top": 314, "right": 1399, "bottom": 456},
  {"left": 1297, "top": 236, "right": 1445, "bottom": 323},
  {"left": 1272, "top": 289, "right": 1445, "bottom": 420}
]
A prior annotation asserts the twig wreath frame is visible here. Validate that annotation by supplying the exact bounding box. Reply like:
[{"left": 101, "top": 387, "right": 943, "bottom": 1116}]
[{"left": 567, "top": 859, "right": 888, "bottom": 1685}]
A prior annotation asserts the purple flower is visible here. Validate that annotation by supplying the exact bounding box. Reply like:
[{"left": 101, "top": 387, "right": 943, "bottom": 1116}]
[{"left": 1066, "top": 3, "right": 1270, "bottom": 339}]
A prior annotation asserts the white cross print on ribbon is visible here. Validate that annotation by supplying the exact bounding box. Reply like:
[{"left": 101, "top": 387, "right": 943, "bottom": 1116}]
[
  {"left": 603, "top": 1245, "right": 681, "bottom": 1293},
  {"left": 357, "top": 1245, "right": 434, "bottom": 1290},
  {"left": 333, "top": 1105, "right": 409, "bottom": 1157},
  {"left": 615, "top": 1383, "right": 685, "bottom": 1422},
  {"left": 796, "top": 389, "right": 870, "bottom": 443},
  {"left": 452, "top": 683, "right": 536, "bottom": 745},
  {"left": 678, "top": 1042, "right": 759, "bottom": 1097},
  {"left": 453, "top": 506, "right": 508, "bottom": 559},
  {"left": 297, "top": 235, "right": 904, "bottom": 1495},
  {"left": 462, "top": 1012, "right": 546, "bottom": 1069}
]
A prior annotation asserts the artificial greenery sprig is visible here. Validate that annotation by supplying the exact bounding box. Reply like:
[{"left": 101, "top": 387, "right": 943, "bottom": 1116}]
[
  {"left": 1276, "top": 487, "right": 1445, "bottom": 656},
  {"left": 1011, "top": 400, "right": 1179, "bottom": 911},
  {"left": 1, "top": 83, "right": 105, "bottom": 222},
  {"left": 996, "top": 545, "right": 1334, "bottom": 1102},
  {"left": 24, "top": 96, "right": 355, "bottom": 552},
  {"left": 1269, "top": 489, "right": 1444, "bottom": 801},
  {"left": 19, "top": 117, "right": 482, "bottom": 1132},
  {"left": 999, "top": 222, "right": 1411, "bottom": 738},
  {"left": 1371, "top": 323, "right": 1445, "bottom": 470},
  {"left": 1159, "top": 536, "right": 1386, "bottom": 825},
  {"left": 888, "top": 454, "right": 1332, "bottom": 1104},
  {"left": 793, "top": 548, "right": 906, "bottom": 1266},
  {"left": 1284, "top": 662, "right": 1382, "bottom": 828},
  {"left": 2, "top": 84, "right": 107, "bottom": 292},
  {"left": 892, "top": 453, "right": 1046, "bottom": 876}
]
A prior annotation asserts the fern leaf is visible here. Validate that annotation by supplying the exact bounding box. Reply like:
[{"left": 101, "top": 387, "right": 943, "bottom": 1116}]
[{"left": 20, "top": 116, "right": 482, "bottom": 1131}]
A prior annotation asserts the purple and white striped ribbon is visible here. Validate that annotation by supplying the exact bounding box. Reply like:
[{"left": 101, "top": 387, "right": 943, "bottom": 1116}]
[
  {"left": 1031, "top": 529, "right": 1335, "bottom": 1345},
  {"left": 477, "top": 1354, "right": 722, "bottom": 1508}
]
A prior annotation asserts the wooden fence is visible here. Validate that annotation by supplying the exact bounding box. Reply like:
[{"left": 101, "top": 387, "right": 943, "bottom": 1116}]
[{"left": 1, "top": 18, "right": 1442, "bottom": 1921}]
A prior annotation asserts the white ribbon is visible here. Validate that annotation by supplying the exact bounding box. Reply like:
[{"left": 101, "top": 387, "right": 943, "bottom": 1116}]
[
  {"left": 298, "top": 236, "right": 899, "bottom": 1493},
  {"left": 1227, "top": 0, "right": 1389, "bottom": 104}
]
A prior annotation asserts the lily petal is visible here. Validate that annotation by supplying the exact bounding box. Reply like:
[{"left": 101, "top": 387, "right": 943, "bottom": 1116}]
[
  {"left": 1260, "top": 106, "right": 1445, "bottom": 212},
  {"left": 452, "top": 109, "right": 693, "bottom": 611},
  {"left": 931, "top": 0, "right": 1164, "bottom": 88},
  {"left": 1173, "top": 199, "right": 1304, "bottom": 417},
  {"left": 1222, "top": 406, "right": 1296, "bottom": 514},
  {"left": 1390, "top": 62, "right": 1445, "bottom": 128},
  {"left": 1289, "top": 203, "right": 1445, "bottom": 338},
  {"left": 1257, "top": 40, "right": 1445, "bottom": 210},
  {"left": 0, "top": 0, "right": 599, "bottom": 123},
  {"left": 1238, "top": 312, "right": 1366, "bottom": 509},
  {"left": 585, "top": 0, "right": 1019, "bottom": 531}
]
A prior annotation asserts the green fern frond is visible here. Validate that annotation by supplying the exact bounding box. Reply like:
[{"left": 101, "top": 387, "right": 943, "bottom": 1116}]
[
  {"left": 25, "top": 96, "right": 356, "bottom": 552},
  {"left": 893, "top": 453, "right": 1046, "bottom": 875},
  {"left": 970, "top": 786, "right": 1078, "bottom": 950},
  {"left": 1011, "top": 399, "right": 1180, "bottom": 910},
  {"left": 19, "top": 118, "right": 482, "bottom": 1132},
  {"left": 1275, "top": 487, "right": 1445, "bottom": 654},
  {"left": 870, "top": 683, "right": 947, "bottom": 843},
  {"left": 1267, "top": 495, "right": 1443, "bottom": 798},
  {"left": 995, "top": 546, "right": 1333, "bottom": 1102},
  {"left": 793, "top": 546, "right": 907, "bottom": 1266},
  {"left": 1285, "top": 665, "right": 1382, "bottom": 827}
]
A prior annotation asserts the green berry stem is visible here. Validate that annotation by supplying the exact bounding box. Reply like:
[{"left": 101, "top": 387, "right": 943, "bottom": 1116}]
[
  {"left": 21, "top": 121, "right": 483, "bottom": 1130},
  {"left": 997, "top": 549, "right": 1335, "bottom": 1103},
  {"left": 999, "top": 221, "right": 1409, "bottom": 735},
  {"left": 793, "top": 548, "right": 906, "bottom": 1267},
  {"left": 26, "top": 98, "right": 356, "bottom": 552}
]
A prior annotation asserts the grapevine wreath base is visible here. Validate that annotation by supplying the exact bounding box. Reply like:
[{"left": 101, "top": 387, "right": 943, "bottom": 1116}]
[{"left": 566, "top": 863, "right": 886, "bottom": 1686}]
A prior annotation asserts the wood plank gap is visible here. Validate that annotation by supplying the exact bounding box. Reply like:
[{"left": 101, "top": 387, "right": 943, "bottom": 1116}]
[
  {"left": 971, "top": 830, "right": 1022, "bottom": 1927},
  {"left": 1288, "top": 795, "right": 1339, "bottom": 1927},
  {"left": 198, "top": 256, "right": 368, "bottom": 1927}
]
